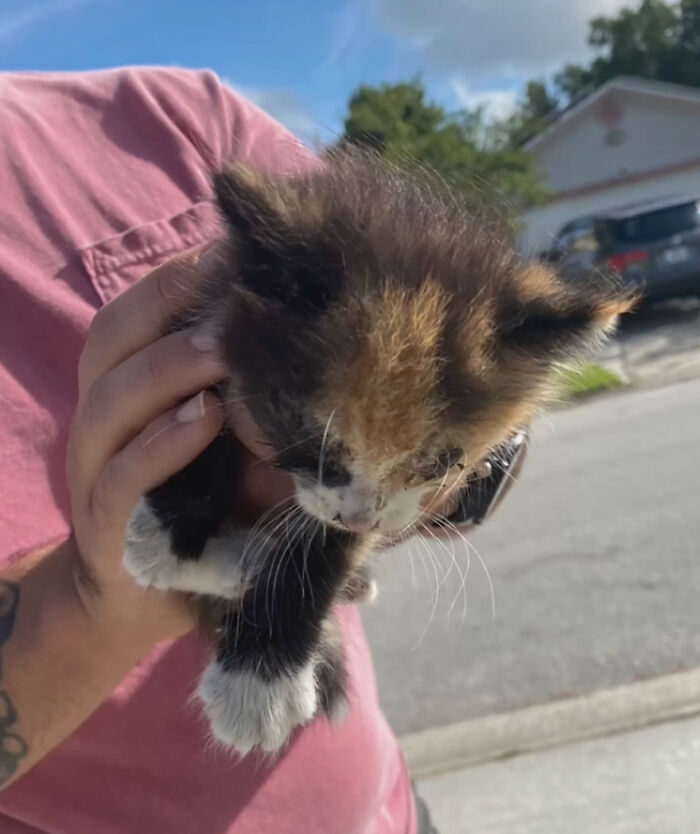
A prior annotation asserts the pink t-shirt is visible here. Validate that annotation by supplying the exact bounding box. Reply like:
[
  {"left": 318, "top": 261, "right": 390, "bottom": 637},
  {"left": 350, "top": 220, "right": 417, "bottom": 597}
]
[{"left": 0, "top": 67, "right": 415, "bottom": 834}]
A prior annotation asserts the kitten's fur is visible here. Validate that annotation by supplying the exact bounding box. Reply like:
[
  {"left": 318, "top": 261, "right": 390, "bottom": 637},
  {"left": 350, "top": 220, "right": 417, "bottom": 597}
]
[{"left": 124, "top": 150, "right": 634, "bottom": 755}]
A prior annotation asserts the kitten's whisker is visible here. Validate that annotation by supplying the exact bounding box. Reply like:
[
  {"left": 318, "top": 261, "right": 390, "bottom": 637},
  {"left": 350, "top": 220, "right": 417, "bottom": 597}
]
[
  {"left": 266, "top": 507, "right": 306, "bottom": 623},
  {"left": 291, "top": 513, "right": 316, "bottom": 600},
  {"left": 411, "top": 534, "right": 442, "bottom": 649},
  {"left": 143, "top": 420, "right": 178, "bottom": 447},
  {"left": 265, "top": 510, "right": 299, "bottom": 628},
  {"left": 443, "top": 526, "right": 468, "bottom": 625},
  {"left": 301, "top": 518, "right": 320, "bottom": 609},
  {"left": 459, "top": 541, "right": 472, "bottom": 625},
  {"left": 241, "top": 496, "right": 296, "bottom": 570},
  {"left": 248, "top": 505, "right": 301, "bottom": 622},
  {"left": 412, "top": 461, "right": 469, "bottom": 525},
  {"left": 317, "top": 408, "right": 337, "bottom": 487},
  {"left": 408, "top": 548, "right": 417, "bottom": 588},
  {"left": 423, "top": 523, "right": 459, "bottom": 597},
  {"left": 413, "top": 510, "right": 474, "bottom": 625},
  {"left": 215, "top": 393, "right": 265, "bottom": 407},
  {"left": 412, "top": 536, "right": 432, "bottom": 591},
  {"left": 468, "top": 537, "right": 495, "bottom": 620},
  {"left": 248, "top": 430, "right": 326, "bottom": 469},
  {"left": 179, "top": 392, "right": 265, "bottom": 422},
  {"left": 258, "top": 508, "right": 299, "bottom": 629},
  {"left": 244, "top": 495, "right": 295, "bottom": 539},
  {"left": 424, "top": 513, "right": 471, "bottom": 623},
  {"left": 424, "top": 497, "right": 497, "bottom": 627}
]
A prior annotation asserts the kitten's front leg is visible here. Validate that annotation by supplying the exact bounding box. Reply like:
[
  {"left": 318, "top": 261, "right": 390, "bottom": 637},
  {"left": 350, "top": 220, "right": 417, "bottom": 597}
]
[
  {"left": 124, "top": 499, "right": 265, "bottom": 599},
  {"left": 123, "top": 431, "right": 244, "bottom": 595},
  {"left": 199, "top": 524, "right": 354, "bottom": 755}
]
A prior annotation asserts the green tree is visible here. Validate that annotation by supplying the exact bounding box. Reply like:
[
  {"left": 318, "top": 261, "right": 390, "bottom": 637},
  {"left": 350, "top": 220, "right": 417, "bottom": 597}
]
[
  {"left": 513, "top": 0, "right": 700, "bottom": 145},
  {"left": 553, "top": 64, "right": 594, "bottom": 102},
  {"left": 667, "top": 0, "right": 700, "bottom": 83},
  {"left": 343, "top": 81, "right": 444, "bottom": 153},
  {"left": 587, "top": 0, "right": 678, "bottom": 82},
  {"left": 504, "top": 80, "right": 559, "bottom": 147},
  {"left": 340, "top": 80, "right": 546, "bottom": 212}
]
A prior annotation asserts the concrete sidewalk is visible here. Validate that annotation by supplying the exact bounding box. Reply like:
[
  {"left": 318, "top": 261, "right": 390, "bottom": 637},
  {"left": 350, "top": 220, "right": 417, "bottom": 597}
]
[
  {"left": 405, "top": 669, "right": 700, "bottom": 833},
  {"left": 418, "top": 714, "right": 700, "bottom": 833}
]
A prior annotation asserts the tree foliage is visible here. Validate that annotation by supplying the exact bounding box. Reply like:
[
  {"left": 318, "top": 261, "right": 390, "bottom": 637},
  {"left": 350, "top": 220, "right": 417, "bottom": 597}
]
[
  {"left": 503, "top": 80, "right": 559, "bottom": 148},
  {"left": 337, "top": 1, "right": 700, "bottom": 206},
  {"left": 512, "top": 0, "right": 700, "bottom": 144},
  {"left": 340, "top": 80, "right": 547, "bottom": 212}
]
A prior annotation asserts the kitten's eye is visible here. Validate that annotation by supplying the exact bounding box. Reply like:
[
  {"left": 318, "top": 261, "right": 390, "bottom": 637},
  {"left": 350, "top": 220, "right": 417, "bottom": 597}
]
[
  {"left": 409, "top": 446, "right": 464, "bottom": 484},
  {"left": 319, "top": 460, "right": 351, "bottom": 487},
  {"left": 436, "top": 446, "right": 464, "bottom": 473}
]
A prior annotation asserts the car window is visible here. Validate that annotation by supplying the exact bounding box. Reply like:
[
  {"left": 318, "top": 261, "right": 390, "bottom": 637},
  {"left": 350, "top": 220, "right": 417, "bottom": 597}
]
[
  {"left": 594, "top": 220, "right": 614, "bottom": 251},
  {"left": 557, "top": 220, "right": 597, "bottom": 253},
  {"left": 570, "top": 226, "right": 597, "bottom": 252},
  {"left": 613, "top": 202, "right": 700, "bottom": 244}
]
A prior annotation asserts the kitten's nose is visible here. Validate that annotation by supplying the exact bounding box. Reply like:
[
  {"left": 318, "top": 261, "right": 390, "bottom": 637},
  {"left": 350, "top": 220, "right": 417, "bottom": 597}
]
[{"left": 337, "top": 512, "right": 377, "bottom": 534}]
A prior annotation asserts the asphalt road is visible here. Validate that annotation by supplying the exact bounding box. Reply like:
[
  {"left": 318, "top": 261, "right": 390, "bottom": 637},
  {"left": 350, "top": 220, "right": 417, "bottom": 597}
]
[{"left": 362, "top": 377, "right": 700, "bottom": 736}]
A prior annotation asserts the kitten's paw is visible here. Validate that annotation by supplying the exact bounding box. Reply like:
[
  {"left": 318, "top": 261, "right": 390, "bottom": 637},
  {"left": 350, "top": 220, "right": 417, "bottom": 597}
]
[
  {"left": 124, "top": 500, "right": 248, "bottom": 598},
  {"left": 198, "top": 660, "right": 319, "bottom": 756},
  {"left": 123, "top": 499, "right": 174, "bottom": 590}
]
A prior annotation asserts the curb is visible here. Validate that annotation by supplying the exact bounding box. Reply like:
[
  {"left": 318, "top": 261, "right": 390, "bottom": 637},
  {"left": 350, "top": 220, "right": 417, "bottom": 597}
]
[{"left": 400, "top": 668, "right": 700, "bottom": 780}]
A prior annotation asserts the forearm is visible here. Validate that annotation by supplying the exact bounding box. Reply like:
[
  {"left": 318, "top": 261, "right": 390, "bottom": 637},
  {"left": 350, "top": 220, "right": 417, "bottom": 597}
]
[{"left": 0, "top": 540, "right": 150, "bottom": 789}]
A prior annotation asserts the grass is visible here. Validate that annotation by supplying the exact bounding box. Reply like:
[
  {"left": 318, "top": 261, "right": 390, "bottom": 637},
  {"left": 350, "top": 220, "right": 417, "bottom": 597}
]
[{"left": 556, "top": 362, "right": 625, "bottom": 400}]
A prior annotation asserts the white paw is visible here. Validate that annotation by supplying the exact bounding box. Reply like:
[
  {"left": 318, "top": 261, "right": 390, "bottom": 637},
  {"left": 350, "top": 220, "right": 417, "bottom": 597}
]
[
  {"left": 123, "top": 500, "right": 174, "bottom": 590},
  {"left": 198, "top": 660, "right": 319, "bottom": 756},
  {"left": 123, "top": 546, "right": 169, "bottom": 590},
  {"left": 123, "top": 499, "right": 247, "bottom": 598}
]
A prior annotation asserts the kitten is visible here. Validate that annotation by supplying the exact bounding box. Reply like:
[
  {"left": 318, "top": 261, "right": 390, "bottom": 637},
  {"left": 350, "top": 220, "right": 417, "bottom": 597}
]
[{"left": 124, "top": 149, "right": 634, "bottom": 755}]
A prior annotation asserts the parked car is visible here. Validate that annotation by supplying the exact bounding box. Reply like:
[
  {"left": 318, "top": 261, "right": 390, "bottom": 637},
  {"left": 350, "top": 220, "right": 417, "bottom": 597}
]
[{"left": 543, "top": 195, "right": 700, "bottom": 301}]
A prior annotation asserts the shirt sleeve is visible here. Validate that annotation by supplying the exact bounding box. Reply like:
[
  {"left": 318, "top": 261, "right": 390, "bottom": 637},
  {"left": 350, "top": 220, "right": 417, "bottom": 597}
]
[
  {"left": 0, "top": 67, "right": 315, "bottom": 566},
  {"left": 104, "top": 66, "right": 313, "bottom": 179}
]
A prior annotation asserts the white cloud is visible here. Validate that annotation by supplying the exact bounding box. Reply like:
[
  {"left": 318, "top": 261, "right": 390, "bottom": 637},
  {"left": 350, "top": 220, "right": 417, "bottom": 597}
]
[
  {"left": 0, "top": 0, "right": 90, "bottom": 44},
  {"left": 228, "top": 83, "right": 321, "bottom": 146},
  {"left": 368, "top": 0, "right": 628, "bottom": 80},
  {"left": 450, "top": 78, "right": 518, "bottom": 119}
]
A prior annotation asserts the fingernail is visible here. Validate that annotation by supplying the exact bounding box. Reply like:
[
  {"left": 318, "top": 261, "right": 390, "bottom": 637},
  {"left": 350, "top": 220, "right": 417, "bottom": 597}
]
[
  {"left": 176, "top": 392, "right": 206, "bottom": 423},
  {"left": 189, "top": 325, "right": 220, "bottom": 353}
]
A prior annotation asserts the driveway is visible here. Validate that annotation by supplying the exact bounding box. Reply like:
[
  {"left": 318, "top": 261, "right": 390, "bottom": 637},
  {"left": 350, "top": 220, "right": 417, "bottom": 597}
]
[{"left": 600, "top": 297, "right": 700, "bottom": 386}]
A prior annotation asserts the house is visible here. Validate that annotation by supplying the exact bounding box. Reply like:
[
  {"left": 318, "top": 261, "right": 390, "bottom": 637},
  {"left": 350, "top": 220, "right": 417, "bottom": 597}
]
[{"left": 520, "top": 77, "right": 700, "bottom": 255}]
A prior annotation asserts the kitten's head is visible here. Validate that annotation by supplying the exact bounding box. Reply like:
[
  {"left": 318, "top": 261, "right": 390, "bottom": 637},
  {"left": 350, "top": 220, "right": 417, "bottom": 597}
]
[{"left": 212, "top": 150, "right": 635, "bottom": 535}]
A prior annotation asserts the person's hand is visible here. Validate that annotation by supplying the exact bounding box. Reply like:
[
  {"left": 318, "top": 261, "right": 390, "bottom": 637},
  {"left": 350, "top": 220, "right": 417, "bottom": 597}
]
[{"left": 66, "top": 248, "right": 292, "bottom": 653}]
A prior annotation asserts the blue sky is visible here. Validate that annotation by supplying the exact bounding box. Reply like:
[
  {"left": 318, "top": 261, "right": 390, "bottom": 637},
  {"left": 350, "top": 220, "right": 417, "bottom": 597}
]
[{"left": 0, "top": 0, "right": 626, "bottom": 144}]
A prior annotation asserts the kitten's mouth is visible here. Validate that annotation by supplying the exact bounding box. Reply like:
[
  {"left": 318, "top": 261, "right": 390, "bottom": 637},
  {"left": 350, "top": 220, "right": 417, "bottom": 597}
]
[{"left": 330, "top": 514, "right": 380, "bottom": 535}]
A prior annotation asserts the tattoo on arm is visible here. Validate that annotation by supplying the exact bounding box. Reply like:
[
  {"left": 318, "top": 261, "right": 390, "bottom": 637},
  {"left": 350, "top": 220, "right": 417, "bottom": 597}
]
[{"left": 0, "top": 582, "right": 27, "bottom": 785}]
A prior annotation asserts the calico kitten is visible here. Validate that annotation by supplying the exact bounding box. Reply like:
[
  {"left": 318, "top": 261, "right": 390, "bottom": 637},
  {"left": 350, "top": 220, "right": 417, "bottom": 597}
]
[{"left": 124, "top": 150, "right": 634, "bottom": 755}]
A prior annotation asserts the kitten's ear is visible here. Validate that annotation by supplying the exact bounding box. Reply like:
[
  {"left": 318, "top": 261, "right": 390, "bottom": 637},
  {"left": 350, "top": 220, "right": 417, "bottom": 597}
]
[
  {"left": 213, "top": 165, "right": 337, "bottom": 314},
  {"left": 213, "top": 165, "right": 294, "bottom": 241},
  {"left": 499, "top": 265, "right": 638, "bottom": 360}
]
